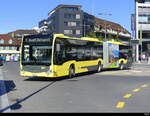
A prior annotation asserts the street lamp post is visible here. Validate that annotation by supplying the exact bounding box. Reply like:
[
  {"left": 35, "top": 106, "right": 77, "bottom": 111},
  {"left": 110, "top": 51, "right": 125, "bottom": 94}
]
[
  {"left": 98, "top": 13, "right": 112, "bottom": 41},
  {"left": 140, "top": 27, "right": 143, "bottom": 62},
  {"left": 81, "top": 21, "right": 91, "bottom": 37}
]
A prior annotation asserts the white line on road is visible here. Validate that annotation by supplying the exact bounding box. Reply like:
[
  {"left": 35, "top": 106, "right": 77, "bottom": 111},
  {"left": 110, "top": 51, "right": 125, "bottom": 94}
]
[{"left": 0, "top": 68, "right": 11, "bottom": 113}]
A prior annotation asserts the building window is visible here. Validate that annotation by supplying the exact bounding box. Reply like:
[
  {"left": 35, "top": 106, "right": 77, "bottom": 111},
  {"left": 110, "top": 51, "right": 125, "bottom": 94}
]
[
  {"left": 63, "top": 7, "right": 78, "bottom": 12},
  {"left": 64, "top": 22, "right": 78, "bottom": 27},
  {"left": 6, "top": 46, "right": 9, "bottom": 50},
  {"left": 76, "top": 14, "right": 81, "bottom": 19},
  {"left": 64, "top": 14, "right": 76, "bottom": 19},
  {"left": 9, "top": 46, "right": 12, "bottom": 50},
  {"left": 68, "top": 22, "right": 77, "bottom": 27},
  {"left": 0, "top": 39, "right": 4, "bottom": 44},
  {"left": 73, "top": 30, "right": 76, "bottom": 34},
  {"left": 77, "top": 21, "right": 80, "bottom": 26},
  {"left": 3, "top": 47, "right": 5, "bottom": 50},
  {"left": 8, "top": 39, "right": 13, "bottom": 44},
  {"left": 64, "top": 14, "right": 71, "bottom": 19},
  {"left": 64, "top": 30, "right": 73, "bottom": 34},
  {"left": 76, "top": 30, "right": 81, "bottom": 35},
  {"left": 64, "top": 22, "right": 68, "bottom": 26},
  {"left": 138, "top": 15, "right": 150, "bottom": 24}
]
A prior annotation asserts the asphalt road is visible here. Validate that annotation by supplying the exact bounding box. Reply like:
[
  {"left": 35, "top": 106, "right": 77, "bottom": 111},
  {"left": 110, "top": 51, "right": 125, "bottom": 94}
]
[{"left": 1, "top": 62, "right": 150, "bottom": 113}]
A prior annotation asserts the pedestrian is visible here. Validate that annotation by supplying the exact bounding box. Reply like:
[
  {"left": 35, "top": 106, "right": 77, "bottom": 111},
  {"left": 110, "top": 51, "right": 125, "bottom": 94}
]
[
  {"left": 142, "top": 54, "right": 146, "bottom": 61},
  {"left": 148, "top": 56, "right": 150, "bottom": 64}
]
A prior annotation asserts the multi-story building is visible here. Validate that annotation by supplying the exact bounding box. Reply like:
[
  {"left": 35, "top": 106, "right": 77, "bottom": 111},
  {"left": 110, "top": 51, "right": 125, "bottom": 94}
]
[
  {"left": 39, "top": 4, "right": 131, "bottom": 43},
  {"left": 39, "top": 5, "right": 83, "bottom": 38},
  {"left": 94, "top": 17, "right": 131, "bottom": 44},
  {"left": 134, "top": 0, "right": 150, "bottom": 61},
  {"left": 39, "top": 19, "right": 48, "bottom": 33}
]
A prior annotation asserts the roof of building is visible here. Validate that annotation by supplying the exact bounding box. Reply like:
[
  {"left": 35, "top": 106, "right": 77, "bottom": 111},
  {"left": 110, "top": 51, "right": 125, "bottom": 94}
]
[
  {"left": 135, "top": 0, "right": 145, "bottom": 3},
  {"left": 0, "top": 34, "right": 19, "bottom": 46},
  {"left": 7, "top": 29, "right": 39, "bottom": 36},
  {"left": 95, "top": 17, "right": 131, "bottom": 35},
  {"left": 48, "top": 4, "right": 82, "bottom": 16}
]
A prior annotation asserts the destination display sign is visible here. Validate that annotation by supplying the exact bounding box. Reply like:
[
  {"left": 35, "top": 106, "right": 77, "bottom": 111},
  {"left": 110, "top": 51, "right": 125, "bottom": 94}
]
[{"left": 24, "top": 38, "right": 51, "bottom": 43}]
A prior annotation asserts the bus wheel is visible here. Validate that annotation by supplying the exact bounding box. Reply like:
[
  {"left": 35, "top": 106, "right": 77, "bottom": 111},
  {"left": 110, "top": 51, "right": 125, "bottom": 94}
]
[
  {"left": 97, "top": 62, "right": 102, "bottom": 73},
  {"left": 119, "top": 63, "right": 124, "bottom": 70},
  {"left": 69, "top": 65, "right": 75, "bottom": 78}
]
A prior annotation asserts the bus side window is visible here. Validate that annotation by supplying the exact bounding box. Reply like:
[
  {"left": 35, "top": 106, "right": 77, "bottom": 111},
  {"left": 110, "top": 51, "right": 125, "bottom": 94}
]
[
  {"left": 55, "top": 43, "right": 64, "bottom": 65},
  {"left": 77, "top": 46, "right": 85, "bottom": 61},
  {"left": 56, "top": 44, "right": 60, "bottom": 52},
  {"left": 66, "top": 46, "right": 77, "bottom": 61}
]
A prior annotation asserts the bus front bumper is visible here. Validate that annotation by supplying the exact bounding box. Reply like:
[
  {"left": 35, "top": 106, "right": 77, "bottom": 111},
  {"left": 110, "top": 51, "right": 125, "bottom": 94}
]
[{"left": 20, "top": 71, "right": 56, "bottom": 78}]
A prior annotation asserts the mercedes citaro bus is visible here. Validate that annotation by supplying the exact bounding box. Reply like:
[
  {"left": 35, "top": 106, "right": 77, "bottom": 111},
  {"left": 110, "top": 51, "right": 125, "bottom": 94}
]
[{"left": 20, "top": 34, "right": 132, "bottom": 78}]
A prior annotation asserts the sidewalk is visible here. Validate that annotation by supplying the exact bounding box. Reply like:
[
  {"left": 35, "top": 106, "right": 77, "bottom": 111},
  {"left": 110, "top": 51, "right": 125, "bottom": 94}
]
[
  {"left": 0, "top": 68, "right": 11, "bottom": 113},
  {"left": 133, "top": 61, "right": 150, "bottom": 65}
]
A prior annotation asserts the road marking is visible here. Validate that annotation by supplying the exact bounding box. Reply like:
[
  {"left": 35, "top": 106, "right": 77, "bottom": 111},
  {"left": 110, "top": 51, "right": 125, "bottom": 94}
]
[
  {"left": 98, "top": 71, "right": 132, "bottom": 75},
  {"left": 141, "top": 84, "right": 149, "bottom": 88},
  {"left": 131, "top": 70, "right": 142, "bottom": 73},
  {"left": 123, "top": 94, "right": 132, "bottom": 99},
  {"left": 116, "top": 102, "right": 125, "bottom": 109},
  {"left": 133, "top": 88, "right": 141, "bottom": 92},
  {"left": 116, "top": 84, "right": 150, "bottom": 109}
]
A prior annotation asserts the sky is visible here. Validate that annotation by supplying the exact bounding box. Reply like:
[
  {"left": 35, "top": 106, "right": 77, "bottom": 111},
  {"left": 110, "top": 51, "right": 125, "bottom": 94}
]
[{"left": 0, "top": 0, "right": 134, "bottom": 34}]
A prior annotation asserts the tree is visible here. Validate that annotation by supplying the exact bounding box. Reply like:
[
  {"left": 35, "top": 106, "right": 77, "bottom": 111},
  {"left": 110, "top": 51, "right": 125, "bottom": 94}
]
[
  {"left": 108, "top": 34, "right": 113, "bottom": 41},
  {"left": 86, "top": 31, "right": 97, "bottom": 38}
]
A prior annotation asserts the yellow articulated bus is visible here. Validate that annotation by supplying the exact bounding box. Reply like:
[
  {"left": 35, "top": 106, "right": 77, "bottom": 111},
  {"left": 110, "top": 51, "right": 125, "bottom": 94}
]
[
  {"left": 20, "top": 34, "right": 104, "bottom": 78},
  {"left": 20, "top": 34, "right": 132, "bottom": 78},
  {"left": 102, "top": 41, "right": 132, "bottom": 70}
]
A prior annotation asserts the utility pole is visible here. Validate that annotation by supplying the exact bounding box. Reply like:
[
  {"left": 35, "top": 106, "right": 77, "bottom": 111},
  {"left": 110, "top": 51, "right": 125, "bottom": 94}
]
[{"left": 81, "top": 22, "right": 91, "bottom": 37}]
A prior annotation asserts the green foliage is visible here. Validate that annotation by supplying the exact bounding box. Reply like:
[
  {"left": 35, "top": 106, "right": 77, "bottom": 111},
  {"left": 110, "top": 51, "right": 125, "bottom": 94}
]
[
  {"left": 108, "top": 34, "right": 113, "bottom": 41},
  {"left": 115, "top": 35, "right": 120, "bottom": 42},
  {"left": 86, "top": 32, "right": 96, "bottom": 38}
]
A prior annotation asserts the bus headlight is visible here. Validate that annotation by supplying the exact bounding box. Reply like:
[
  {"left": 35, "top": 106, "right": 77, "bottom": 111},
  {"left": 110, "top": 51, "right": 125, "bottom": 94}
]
[
  {"left": 21, "top": 69, "right": 25, "bottom": 72},
  {"left": 47, "top": 70, "right": 53, "bottom": 73}
]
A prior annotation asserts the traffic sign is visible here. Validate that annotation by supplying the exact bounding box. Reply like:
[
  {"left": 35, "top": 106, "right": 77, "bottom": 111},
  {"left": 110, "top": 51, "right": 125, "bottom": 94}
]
[{"left": 131, "top": 39, "right": 140, "bottom": 45}]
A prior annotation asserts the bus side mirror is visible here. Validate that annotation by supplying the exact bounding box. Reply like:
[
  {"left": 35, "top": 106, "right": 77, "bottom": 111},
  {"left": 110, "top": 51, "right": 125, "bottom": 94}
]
[{"left": 56, "top": 44, "right": 60, "bottom": 52}]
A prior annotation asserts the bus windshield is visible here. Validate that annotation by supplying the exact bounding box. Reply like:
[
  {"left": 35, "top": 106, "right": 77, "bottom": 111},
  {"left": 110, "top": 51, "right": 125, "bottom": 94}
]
[
  {"left": 22, "top": 35, "right": 53, "bottom": 65},
  {"left": 119, "top": 45, "right": 131, "bottom": 59}
]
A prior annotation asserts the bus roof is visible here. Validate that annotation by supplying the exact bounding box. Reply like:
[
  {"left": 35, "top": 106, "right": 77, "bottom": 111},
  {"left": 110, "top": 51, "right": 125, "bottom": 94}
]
[
  {"left": 107, "top": 41, "right": 126, "bottom": 46},
  {"left": 24, "top": 34, "right": 126, "bottom": 45},
  {"left": 54, "top": 34, "right": 102, "bottom": 43}
]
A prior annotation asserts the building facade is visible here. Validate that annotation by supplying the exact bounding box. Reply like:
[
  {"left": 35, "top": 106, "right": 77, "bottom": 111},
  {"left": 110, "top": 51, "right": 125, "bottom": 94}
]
[
  {"left": 134, "top": 0, "right": 150, "bottom": 61},
  {"left": 8, "top": 29, "right": 39, "bottom": 40},
  {"left": 94, "top": 18, "right": 131, "bottom": 44},
  {"left": 39, "top": 4, "right": 131, "bottom": 43},
  {"left": 0, "top": 35, "right": 20, "bottom": 61},
  {"left": 39, "top": 5, "right": 83, "bottom": 38}
]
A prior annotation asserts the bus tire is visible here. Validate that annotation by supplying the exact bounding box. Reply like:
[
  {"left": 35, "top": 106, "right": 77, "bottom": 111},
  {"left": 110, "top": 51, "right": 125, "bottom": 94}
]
[
  {"left": 119, "top": 63, "right": 124, "bottom": 70},
  {"left": 97, "top": 62, "right": 102, "bottom": 73},
  {"left": 69, "top": 65, "right": 75, "bottom": 78}
]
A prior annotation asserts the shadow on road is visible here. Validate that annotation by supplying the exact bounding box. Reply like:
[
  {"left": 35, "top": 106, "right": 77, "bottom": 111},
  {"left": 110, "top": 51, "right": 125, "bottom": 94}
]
[
  {"left": 0, "top": 80, "right": 16, "bottom": 96},
  {"left": 23, "top": 68, "right": 132, "bottom": 82},
  {"left": 24, "top": 76, "right": 69, "bottom": 82},
  {"left": 0, "top": 81, "right": 56, "bottom": 112},
  {"left": 101, "top": 68, "right": 131, "bottom": 72}
]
